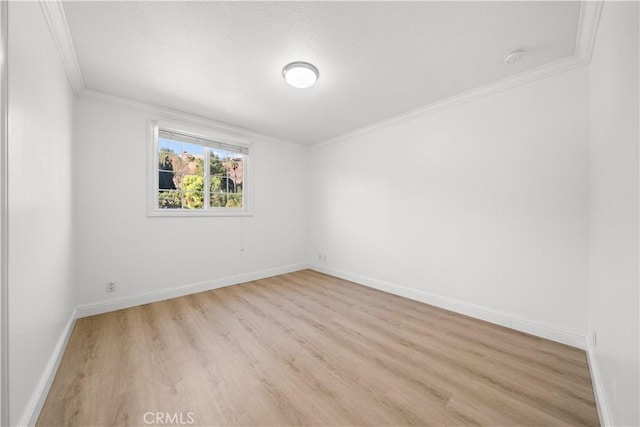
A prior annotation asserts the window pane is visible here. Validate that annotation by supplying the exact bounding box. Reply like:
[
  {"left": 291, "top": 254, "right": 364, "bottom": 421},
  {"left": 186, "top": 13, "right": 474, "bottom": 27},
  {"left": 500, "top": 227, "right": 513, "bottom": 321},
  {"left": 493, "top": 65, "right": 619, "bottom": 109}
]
[
  {"left": 183, "top": 191, "right": 204, "bottom": 209},
  {"left": 158, "top": 149, "right": 177, "bottom": 171},
  {"left": 158, "top": 171, "right": 177, "bottom": 190},
  {"left": 223, "top": 158, "right": 242, "bottom": 193},
  {"left": 210, "top": 192, "right": 242, "bottom": 208},
  {"left": 211, "top": 176, "right": 236, "bottom": 193},
  {"left": 210, "top": 162, "right": 242, "bottom": 193},
  {"left": 158, "top": 138, "right": 181, "bottom": 154},
  {"left": 182, "top": 174, "right": 203, "bottom": 192},
  {"left": 211, "top": 175, "right": 237, "bottom": 193},
  {"left": 210, "top": 175, "right": 237, "bottom": 193},
  {"left": 210, "top": 192, "right": 227, "bottom": 208},
  {"left": 227, "top": 193, "right": 243, "bottom": 208},
  {"left": 165, "top": 154, "right": 184, "bottom": 174},
  {"left": 182, "top": 142, "right": 204, "bottom": 176},
  {"left": 182, "top": 156, "right": 204, "bottom": 175},
  {"left": 182, "top": 142, "right": 205, "bottom": 156},
  {"left": 158, "top": 190, "right": 182, "bottom": 209},
  {"left": 210, "top": 152, "right": 225, "bottom": 176}
]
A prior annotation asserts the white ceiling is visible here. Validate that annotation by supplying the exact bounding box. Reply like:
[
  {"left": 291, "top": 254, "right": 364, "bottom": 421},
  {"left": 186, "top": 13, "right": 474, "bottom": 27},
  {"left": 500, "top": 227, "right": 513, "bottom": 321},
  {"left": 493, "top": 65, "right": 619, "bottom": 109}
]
[{"left": 62, "top": 1, "right": 581, "bottom": 145}]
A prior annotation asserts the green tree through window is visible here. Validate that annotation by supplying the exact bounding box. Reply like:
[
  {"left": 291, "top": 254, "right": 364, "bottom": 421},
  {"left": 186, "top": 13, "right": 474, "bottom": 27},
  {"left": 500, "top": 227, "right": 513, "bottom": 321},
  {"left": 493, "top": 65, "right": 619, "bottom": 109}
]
[{"left": 154, "top": 128, "right": 247, "bottom": 213}]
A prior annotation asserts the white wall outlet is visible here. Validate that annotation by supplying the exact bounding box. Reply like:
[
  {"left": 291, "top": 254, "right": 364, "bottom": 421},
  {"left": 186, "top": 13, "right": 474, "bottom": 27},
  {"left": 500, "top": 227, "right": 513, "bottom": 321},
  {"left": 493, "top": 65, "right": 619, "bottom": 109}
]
[
  {"left": 106, "top": 281, "right": 116, "bottom": 293},
  {"left": 318, "top": 253, "right": 322, "bottom": 261},
  {"left": 323, "top": 254, "right": 327, "bottom": 263}
]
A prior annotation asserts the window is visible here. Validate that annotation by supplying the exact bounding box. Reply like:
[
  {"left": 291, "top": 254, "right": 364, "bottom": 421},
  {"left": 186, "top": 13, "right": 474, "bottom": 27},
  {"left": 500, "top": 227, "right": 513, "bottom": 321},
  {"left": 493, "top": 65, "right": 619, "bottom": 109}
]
[{"left": 148, "top": 121, "right": 251, "bottom": 216}]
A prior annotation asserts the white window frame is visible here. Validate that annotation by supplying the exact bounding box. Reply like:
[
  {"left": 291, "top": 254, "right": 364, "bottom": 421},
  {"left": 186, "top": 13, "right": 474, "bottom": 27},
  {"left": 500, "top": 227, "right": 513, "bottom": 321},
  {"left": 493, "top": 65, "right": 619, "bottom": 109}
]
[{"left": 147, "top": 120, "right": 253, "bottom": 217}]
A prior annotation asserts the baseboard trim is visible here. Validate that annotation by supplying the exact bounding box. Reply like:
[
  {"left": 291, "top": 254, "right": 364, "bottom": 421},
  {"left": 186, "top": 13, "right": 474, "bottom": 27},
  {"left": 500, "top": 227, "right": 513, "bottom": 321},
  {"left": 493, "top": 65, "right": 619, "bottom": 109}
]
[
  {"left": 18, "top": 307, "right": 77, "bottom": 427},
  {"left": 76, "top": 263, "right": 309, "bottom": 318},
  {"left": 586, "top": 335, "right": 613, "bottom": 426},
  {"left": 310, "top": 264, "right": 586, "bottom": 350}
]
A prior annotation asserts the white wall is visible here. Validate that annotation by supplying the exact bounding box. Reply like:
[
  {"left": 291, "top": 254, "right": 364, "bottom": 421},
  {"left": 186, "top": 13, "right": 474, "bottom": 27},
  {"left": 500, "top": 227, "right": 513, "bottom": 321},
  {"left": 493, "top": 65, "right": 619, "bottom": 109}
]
[
  {"left": 8, "top": 3, "right": 76, "bottom": 425},
  {"left": 309, "top": 67, "right": 590, "bottom": 343},
  {"left": 73, "top": 97, "right": 307, "bottom": 310},
  {"left": 587, "top": 2, "right": 639, "bottom": 426}
]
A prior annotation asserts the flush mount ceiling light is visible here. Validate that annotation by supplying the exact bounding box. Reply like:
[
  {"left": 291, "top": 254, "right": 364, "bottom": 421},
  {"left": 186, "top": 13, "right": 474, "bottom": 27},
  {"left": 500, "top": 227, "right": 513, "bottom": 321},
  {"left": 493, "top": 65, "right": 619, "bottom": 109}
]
[
  {"left": 282, "top": 61, "right": 319, "bottom": 88},
  {"left": 503, "top": 49, "right": 526, "bottom": 64}
]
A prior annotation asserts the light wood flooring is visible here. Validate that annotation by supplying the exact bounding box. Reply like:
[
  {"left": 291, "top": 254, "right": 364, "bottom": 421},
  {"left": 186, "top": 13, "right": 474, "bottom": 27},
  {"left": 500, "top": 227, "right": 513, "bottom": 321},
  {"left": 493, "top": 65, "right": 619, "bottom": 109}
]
[{"left": 38, "top": 270, "right": 599, "bottom": 426}]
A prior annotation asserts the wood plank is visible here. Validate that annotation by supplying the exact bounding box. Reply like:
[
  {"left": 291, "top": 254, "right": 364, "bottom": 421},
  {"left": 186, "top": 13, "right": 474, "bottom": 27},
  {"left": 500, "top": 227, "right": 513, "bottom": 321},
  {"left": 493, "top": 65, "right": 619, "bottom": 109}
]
[{"left": 37, "top": 270, "right": 600, "bottom": 426}]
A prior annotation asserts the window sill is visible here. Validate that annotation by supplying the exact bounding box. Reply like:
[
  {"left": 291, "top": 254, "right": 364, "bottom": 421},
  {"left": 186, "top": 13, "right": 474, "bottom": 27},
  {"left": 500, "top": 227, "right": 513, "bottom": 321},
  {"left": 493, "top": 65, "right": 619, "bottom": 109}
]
[{"left": 147, "top": 209, "right": 254, "bottom": 217}]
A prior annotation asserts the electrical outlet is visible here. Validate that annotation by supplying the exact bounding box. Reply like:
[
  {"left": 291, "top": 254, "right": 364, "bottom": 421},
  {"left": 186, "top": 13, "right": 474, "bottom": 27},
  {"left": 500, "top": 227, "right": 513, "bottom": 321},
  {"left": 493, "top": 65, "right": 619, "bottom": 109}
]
[
  {"left": 323, "top": 254, "right": 327, "bottom": 263},
  {"left": 106, "top": 281, "right": 116, "bottom": 293},
  {"left": 318, "top": 253, "right": 322, "bottom": 261}
]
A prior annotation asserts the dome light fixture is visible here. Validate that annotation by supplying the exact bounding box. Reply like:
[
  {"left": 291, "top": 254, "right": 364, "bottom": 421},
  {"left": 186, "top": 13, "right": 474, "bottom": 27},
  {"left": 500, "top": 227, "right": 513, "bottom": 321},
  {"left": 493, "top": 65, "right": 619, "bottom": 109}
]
[
  {"left": 503, "top": 49, "right": 526, "bottom": 64},
  {"left": 282, "top": 61, "right": 319, "bottom": 88}
]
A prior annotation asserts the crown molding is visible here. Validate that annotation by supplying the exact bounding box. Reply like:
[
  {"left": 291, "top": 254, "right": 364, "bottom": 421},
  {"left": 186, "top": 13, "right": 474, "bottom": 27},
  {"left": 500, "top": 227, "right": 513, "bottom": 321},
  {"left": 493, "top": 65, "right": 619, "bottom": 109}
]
[
  {"left": 39, "top": 0, "right": 603, "bottom": 149},
  {"left": 314, "top": 54, "right": 586, "bottom": 149},
  {"left": 575, "top": 0, "right": 604, "bottom": 63},
  {"left": 313, "top": 0, "right": 604, "bottom": 148},
  {"left": 38, "top": 0, "right": 299, "bottom": 147},
  {"left": 78, "top": 88, "right": 301, "bottom": 148},
  {"left": 39, "top": 0, "right": 84, "bottom": 95}
]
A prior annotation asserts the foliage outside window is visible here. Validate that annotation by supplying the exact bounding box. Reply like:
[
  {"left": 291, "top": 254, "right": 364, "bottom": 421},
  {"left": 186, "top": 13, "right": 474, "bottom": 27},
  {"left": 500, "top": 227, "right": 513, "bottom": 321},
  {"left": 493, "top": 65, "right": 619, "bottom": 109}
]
[{"left": 149, "top": 122, "right": 251, "bottom": 216}]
